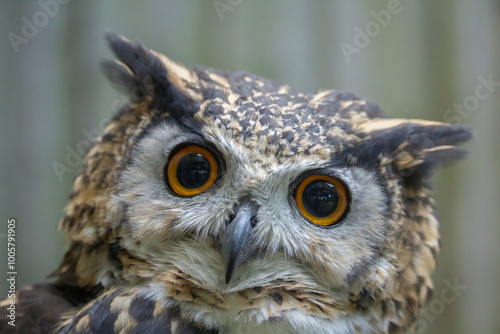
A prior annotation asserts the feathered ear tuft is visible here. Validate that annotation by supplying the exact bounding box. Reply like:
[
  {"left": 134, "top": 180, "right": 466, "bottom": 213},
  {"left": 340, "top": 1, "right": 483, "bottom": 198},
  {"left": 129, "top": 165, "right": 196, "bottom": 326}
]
[
  {"left": 354, "top": 118, "right": 472, "bottom": 186},
  {"left": 101, "top": 33, "right": 202, "bottom": 117}
]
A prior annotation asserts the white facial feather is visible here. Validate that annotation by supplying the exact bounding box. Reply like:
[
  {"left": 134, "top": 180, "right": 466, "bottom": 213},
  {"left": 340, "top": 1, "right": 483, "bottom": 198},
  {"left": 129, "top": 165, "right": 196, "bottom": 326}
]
[{"left": 114, "top": 121, "right": 392, "bottom": 333}]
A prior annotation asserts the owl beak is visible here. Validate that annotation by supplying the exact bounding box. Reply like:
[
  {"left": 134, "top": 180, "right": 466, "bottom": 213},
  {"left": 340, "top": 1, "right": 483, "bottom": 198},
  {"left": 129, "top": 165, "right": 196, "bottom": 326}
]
[{"left": 222, "top": 202, "right": 257, "bottom": 284}]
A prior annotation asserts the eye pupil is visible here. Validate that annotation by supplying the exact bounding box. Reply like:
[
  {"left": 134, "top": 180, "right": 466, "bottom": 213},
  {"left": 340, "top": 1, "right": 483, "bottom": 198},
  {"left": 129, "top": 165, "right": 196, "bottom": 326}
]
[
  {"left": 166, "top": 145, "right": 218, "bottom": 196},
  {"left": 295, "top": 174, "right": 349, "bottom": 226},
  {"left": 302, "top": 180, "right": 339, "bottom": 218},
  {"left": 176, "top": 153, "right": 211, "bottom": 189}
]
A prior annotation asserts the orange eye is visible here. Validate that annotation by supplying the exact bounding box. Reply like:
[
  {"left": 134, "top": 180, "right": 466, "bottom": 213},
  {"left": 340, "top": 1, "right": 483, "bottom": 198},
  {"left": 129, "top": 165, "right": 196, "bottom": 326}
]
[
  {"left": 295, "top": 175, "right": 349, "bottom": 226},
  {"left": 166, "top": 145, "right": 218, "bottom": 196}
]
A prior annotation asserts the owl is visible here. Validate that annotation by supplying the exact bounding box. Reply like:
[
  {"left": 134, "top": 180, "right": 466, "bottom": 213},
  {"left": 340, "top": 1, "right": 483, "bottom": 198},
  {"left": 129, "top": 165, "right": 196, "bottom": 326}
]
[{"left": 0, "top": 34, "right": 471, "bottom": 334}]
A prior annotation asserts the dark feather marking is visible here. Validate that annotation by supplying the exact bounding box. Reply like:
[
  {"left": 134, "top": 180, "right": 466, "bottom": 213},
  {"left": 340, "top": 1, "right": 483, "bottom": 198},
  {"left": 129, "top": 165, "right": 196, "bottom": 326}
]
[
  {"left": 128, "top": 295, "right": 156, "bottom": 321},
  {"left": 135, "top": 317, "right": 172, "bottom": 334},
  {"left": 268, "top": 292, "right": 283, "bottom": 306},
  {"left": 87, "top": 290, "right": 120, "bottom": 332},
  {"left": 388, "top": 321, "right": 402, "bottom": 332},
  {"left": 345, "top": 255, "right": 377, "bottom": 286},
  {"left": 175, "top": 319, "right": 219, "bottom": 334}
]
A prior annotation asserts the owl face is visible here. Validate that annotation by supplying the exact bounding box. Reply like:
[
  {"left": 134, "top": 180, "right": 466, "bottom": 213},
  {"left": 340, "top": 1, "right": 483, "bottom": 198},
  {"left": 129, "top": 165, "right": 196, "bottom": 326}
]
[
  {"left": 56, "top": 34, "right": 471, "bottom": 332},
  {"left": 118, "top": 116, "right": 388, "bottom": 289}
]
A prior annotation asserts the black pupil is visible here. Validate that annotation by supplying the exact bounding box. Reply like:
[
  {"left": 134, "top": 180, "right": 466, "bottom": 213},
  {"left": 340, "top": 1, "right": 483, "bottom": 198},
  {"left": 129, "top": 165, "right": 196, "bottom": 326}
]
[
  {"left": 176, "top": 153, "right": 211, "bottom": 189},
  {"left": 302, "top": 180, "right": 339, "bottom": 217}
]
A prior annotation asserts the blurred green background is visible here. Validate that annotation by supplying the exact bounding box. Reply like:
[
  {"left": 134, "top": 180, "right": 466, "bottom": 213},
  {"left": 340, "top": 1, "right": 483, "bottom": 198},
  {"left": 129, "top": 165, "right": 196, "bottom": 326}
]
[{"left": 1, "top": 1, "right": 499, "bottom": 333}]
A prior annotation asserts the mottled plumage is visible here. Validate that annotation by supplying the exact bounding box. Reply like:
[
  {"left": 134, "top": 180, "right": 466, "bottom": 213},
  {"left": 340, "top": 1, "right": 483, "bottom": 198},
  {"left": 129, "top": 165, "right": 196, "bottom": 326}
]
[{"left": 0, "top": 34, "right": 471, "bottom": 333}]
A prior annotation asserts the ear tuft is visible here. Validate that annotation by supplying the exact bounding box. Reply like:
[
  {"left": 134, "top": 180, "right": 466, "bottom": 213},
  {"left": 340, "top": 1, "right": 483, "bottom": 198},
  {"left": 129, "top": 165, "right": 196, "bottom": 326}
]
[
  {"left": 396, "top": 123, "right": 472, "bottom": 174},
  {"left": 102, "top": 33, "right": 201, "bottom": 117},
  {"left": 355, "top": 119, "right": 472, "bottom": 186}
]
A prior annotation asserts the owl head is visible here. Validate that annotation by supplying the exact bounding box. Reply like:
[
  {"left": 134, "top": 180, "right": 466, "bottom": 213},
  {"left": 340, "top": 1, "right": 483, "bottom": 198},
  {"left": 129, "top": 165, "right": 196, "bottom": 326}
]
[{"left": 54, "top": 34, "right": 471, "bottom": 332}]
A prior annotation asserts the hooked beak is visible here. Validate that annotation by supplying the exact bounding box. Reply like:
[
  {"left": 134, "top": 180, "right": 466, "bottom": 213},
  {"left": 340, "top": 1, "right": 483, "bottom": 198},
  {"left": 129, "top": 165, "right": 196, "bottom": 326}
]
[{"left": 222, "top": 202, "right": 257, "bottom": 284}]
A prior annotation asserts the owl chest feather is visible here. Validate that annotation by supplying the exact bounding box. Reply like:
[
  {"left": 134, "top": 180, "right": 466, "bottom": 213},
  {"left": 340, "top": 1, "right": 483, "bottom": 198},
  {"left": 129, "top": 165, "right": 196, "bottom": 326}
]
[{"left": 118, "top": 267, "right": 374, "bottom": 333}]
